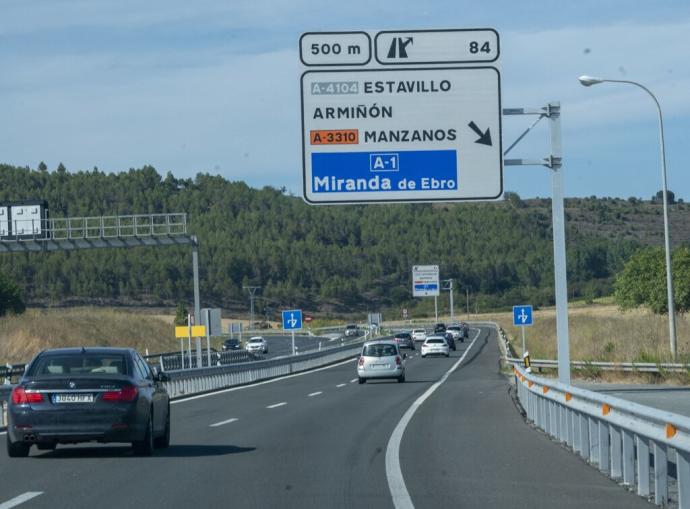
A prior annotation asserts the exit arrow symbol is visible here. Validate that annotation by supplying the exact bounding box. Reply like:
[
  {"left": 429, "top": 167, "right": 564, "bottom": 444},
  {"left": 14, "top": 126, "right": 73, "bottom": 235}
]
[
  {"left": 289, "top": 313, "right": 298, "bottom": 328},
  {"left": 519, "top": 310, "right": 528, "bottom": 324},
  {"left": 468, "top": 121, "right": 492, "bottom": 146}
]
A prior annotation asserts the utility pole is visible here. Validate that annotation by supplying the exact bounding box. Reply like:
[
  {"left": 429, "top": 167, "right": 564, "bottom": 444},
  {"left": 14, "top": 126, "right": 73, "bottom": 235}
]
[
  {"left": 466, "top": 288, "right": 470, "bottom": 320},
  {"left": 243, "top": 286, "right": 261, "bottom": 331},
  {"left": 443, "top": 279, "right": 454, "bottom": 323}
]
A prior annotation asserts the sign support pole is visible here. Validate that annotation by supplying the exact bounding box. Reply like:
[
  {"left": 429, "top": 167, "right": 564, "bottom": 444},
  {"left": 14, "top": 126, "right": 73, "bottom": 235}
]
[
  {"left": 504, "top": 102, "right": 570, "bottom": 385},
  {"left": 206, "top": 308, "right": 212, "bottom": 367},
  {"left": 434, "top": 296, "right": 438, "bottom": 323},
  {"left": 449, "top": 279, "right": 454, "bottom": 323},
  {"left": 186, "top": 314, "right": 192, "bottom": 370},
  {"left": 292, "top": 331, "right": 296, "bottom": 356},
  {"left": 521, "top": 325, "right": 526, "bottom": 354}
]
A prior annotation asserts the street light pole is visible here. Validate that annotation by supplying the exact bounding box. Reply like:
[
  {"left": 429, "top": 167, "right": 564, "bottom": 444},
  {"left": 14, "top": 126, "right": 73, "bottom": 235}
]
[
  {"left": 579, "top": 76, "right": 677, "bottom": 359},
  {"left": 443, "top": 279, "right": 454, "bottom": 323}
]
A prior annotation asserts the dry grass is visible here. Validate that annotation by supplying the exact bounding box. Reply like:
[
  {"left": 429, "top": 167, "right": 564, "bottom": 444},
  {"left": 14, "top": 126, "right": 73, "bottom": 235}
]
[
  {"left": 476, "top": 304, "right": 690, "bottom": 364},
  {"left": 0, "top": 308, "right": 173, "bottom": 363}
]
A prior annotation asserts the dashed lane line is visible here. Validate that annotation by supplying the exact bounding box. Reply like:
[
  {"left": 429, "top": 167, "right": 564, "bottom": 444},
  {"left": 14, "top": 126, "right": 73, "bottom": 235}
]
[
  {"left": 350, "top": 378, "right": 358, "bottom": 383},
  {"left": 308, "top": 391, "right": 323, "bottom": 397},
  {"left": 210, "top": 418, "right": 238, "bottom": 428},
  {"left": 0, "top": 492, "right": 44, "bottom": 509},
  {"left": 336, "top": 383, "right": 347, "bottom": 388},
  {"left": 266, "top": 402, "right": 287, "bottom": 409}
]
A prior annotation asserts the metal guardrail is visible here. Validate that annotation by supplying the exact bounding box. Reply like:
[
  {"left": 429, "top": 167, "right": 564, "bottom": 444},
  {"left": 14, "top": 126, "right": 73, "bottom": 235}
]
[
  {"left": 508, "top": 357, "right": 690, "bottom": 374},
  {"left": 514, "top": 361, "right": 690, "bottom": 507},
  {"left": 161, "top": 338, "right": 370, "bottom": 399}
]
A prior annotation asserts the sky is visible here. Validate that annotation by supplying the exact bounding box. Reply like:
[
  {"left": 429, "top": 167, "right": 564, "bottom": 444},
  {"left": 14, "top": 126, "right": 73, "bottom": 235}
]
[{"left": 1, "top": 0, "right": 689, "bottom": 200}]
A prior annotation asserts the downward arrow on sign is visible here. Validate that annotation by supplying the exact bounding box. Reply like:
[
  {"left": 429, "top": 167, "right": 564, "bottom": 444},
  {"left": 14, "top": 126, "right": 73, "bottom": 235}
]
[{"left": 468, "top": 121, "right": 492, "bottom": 146}]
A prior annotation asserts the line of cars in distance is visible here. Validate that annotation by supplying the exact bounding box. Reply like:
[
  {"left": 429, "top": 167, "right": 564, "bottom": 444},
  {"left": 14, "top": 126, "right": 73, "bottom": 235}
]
[{"left": 357, "top": 322, "right": 471, "bottom": 383}]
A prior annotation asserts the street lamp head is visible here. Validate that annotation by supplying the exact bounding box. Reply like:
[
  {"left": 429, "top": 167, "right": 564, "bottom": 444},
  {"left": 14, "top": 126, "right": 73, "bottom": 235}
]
[{"left": 578, "top": 75, "right": 604, "bottom": 87}]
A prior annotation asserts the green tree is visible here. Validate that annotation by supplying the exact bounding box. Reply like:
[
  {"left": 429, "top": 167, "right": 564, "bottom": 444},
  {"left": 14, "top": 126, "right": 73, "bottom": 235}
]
[
  {"left": 0, "top": 272, "right": 25, "bottom": 316},
  {"left": 174, "top": 303, "right": 188, "bottom": 325},
  {"left": 614, "top": 246, "right": 690, "bottom": 314}
]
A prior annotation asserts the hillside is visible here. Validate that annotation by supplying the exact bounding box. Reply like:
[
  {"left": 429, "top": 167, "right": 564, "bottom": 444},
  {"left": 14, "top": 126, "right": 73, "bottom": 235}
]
[{"left": 0, "top": 163, "right": 686, "bottom": 315}]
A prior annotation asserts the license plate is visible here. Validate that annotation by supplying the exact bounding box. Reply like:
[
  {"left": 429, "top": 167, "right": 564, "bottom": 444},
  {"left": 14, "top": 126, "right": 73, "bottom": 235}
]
[
  {"left": 53, "top": 393, "right": 94, "bottom": 404},
  {"left": 372, "top": 364, "right": 388, "bottom": 369}
]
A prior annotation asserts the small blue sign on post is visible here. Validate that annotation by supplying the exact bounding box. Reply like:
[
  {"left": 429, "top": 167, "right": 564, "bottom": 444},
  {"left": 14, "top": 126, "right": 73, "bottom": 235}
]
[
  {"left": 512, "top": 305, "right": 533, "bottom": 327},
  {"left": 282, "top": 309, "right": 303, "bottom": 331}
]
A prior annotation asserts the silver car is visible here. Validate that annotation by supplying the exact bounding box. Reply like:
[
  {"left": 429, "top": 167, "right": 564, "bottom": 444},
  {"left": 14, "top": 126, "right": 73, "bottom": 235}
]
[
  {"left": 245, "top": 336, "right": 268, "bottom": 354},
  {"left": 421, "top": 336, "right": 450, "bottom": 358},
  {"left": 357, "top": 340, "right": 406, "bottom": 384}
]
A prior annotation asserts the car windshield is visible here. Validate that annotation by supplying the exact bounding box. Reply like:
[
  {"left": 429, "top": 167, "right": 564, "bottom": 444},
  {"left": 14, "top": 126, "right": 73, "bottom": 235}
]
[
  {"left": 28, "top": 353, "right": 127, "bottom": 376},
  {"left": 427, "top": 339, "right": 445, "bottom": 344},
  {"left": 362, "top": 344, "right": 397, "bottom": 357},
  {"left": 249, "top": 339, "right": 262, "bottom": 343}
]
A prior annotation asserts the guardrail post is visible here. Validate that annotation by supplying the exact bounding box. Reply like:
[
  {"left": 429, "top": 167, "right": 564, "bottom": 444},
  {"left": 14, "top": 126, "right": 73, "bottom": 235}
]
[
  {"left": 622, "top": 429, "right": 635, "bottom": 486},
  {"left": 580, "top": 414, "right": 590, "bottom": 461},
  {"left": 637, "top": 436, "right": 651, "bottom": 497},
  {"left": 678, "top": 449, "right": 690, "bottom": 509},
  {"left": 568, "top": 408, "right": 577, "bottom": 450},
  {"left": 560, "top": 405, "right": 568, "bottom": 443},
  {"left": 589, "top": 417, "right": 599, "bottom": 465},
  {"left": 572, "top": 410, "right": 581, "bottom": 454},
  {"left": 610, "top": 426, "right": 623, "bottom": 479},
  {"left": 653, "top": 441, "right": 668, "bottom": 506},
  {"left": 599, "top": 421, "right": 610, "bottom": 474},
  {"left": 550, "top": 401, "right": 558, "bottom": 438}
]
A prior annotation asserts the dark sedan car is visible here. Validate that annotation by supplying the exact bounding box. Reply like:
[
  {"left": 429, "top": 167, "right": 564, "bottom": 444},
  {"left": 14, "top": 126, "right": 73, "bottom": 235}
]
[
  {"left": 222, "top": 339, "right": 241, "bottom": 351},
  {"left": 7, "top": 347, "right": 170, "bottom": 458},
  {"left": 393, "top": 332, "right": 415, "bottom": 350}
]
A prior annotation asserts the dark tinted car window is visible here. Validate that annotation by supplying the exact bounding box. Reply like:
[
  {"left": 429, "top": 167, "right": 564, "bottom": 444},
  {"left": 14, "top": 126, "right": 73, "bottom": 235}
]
[
  {"left": 363, "top": 344, "right": 398, "bottom": 357},
  {"left": 395, "top": 333, "right": 411, "bottom": 340},
  {"left": 29, "top": 354, "right": 127, "bottom": 376},
  {"left": 134, "top": 354, "right": 152, "bottom": 380}
]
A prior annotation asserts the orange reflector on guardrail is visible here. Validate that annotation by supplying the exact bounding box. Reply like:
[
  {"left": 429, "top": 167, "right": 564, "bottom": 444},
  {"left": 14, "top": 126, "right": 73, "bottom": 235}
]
[
  {"left": 565, "top": 392, "right": 572, "bottom": 402},
  {"left": 667, "top": 424, "right": 677, "bottom": 439},
  {"left": 602, "top": 404, "right": 611, "bottom": 416},
  {"left": 528, "top": 381, "right": 533, "bottom": 388},
  {"left": 543, "top": 387, "right": 549, "bottom": 394}
]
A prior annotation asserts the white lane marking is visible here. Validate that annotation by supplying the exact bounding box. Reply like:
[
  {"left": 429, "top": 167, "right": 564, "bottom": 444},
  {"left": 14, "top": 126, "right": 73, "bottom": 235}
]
[
  {"left": 210, "top": 418, "right": 238, "bottom": 428},
  {"left": 0, "top": 492, "right": 44, "bottom": 509},
  {"left": 0, "top": 431, "right": 6, "bottom": 436},
  {"left": 308, "top": 391, "right": 323, "bottom": 397},
  {"left": 386, "top": 328, "right": 482, "bottom": 509},
  {"left": 171, "top": 357, "right": 357, "bottom": 405},
  {"left": 267, "top": 402, "right": 287, "bottom": 409},
  {"left": 350, "top": 378, "right": 358, "bottom": 383},
  {"left": 336, "top": 383, "right": 347, "bottom": 388}
]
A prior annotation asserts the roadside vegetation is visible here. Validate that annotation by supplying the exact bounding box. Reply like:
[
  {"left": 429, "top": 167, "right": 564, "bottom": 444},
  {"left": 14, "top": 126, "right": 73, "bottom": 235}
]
[{"left": 0, "top": 308, "right": 172, "bottom": 364}]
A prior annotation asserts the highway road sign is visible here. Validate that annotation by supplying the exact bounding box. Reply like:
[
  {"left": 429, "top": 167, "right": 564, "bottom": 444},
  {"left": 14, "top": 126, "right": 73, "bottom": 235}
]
[
  {"left": 300, "top": 28, "right": 502, "bottom": 205},
  {"left": 175, "top": 325, "right": 206, "bottom": 338},
  {"left": 282, "top": 309, "right": 303, "bottom": 330},
  {"left": 412, "top": 265, "right": 440, "bottom": 297},
  {"left": 513, "top": 305, "right": 533, "bottom": 327}
]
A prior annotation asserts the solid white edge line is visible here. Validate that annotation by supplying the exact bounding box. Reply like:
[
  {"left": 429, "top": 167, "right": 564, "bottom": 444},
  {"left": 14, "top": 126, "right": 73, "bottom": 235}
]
[
  {"left": 171, "top": 357, "right": 357, "bottom": 405},
  {"left": 308, "top": 391, "right": 323, "bottom": 397},
  {"left": 0, "top": 492, "right": 44, "bottom": 509},
  {"left": 266, "top": 402, "right": 287, "bottom": 409},
  {"left": 210, "top": 418, "right": 238, "bottom": 428},
  {"left": 385, "top": 328, "right": 482, "bottom": 509},
  {"left": 336, "top": 383, "right": 347, "bottom": 388}
]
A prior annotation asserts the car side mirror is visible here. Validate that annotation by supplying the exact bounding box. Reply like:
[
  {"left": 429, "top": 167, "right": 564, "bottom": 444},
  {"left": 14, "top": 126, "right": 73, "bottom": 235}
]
[{"left": 156, "top": 371, "right": 170, "bottom": 382}]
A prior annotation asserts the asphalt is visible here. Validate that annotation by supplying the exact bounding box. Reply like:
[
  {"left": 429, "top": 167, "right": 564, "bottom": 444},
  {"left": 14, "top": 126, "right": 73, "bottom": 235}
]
[
  {"left": 577, "top": 382, "right": 690, "bottom": 418},
  {"left": 0, "top": 326, "right": 652, "bottom": 508}
]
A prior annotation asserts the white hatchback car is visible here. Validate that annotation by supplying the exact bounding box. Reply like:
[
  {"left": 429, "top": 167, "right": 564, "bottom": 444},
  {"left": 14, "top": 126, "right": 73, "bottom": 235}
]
[
  {"left": 421, "top": 336, "right": 450, "bottom": 358},
  {"left": 245, "top": 336, "right": 268, "bottom": 354},
  {"left": 411, "top": 329, "right": 427, "bottom": 342},
  {"left": 357, "top": 340, "right": 406, "bottom": 384}
]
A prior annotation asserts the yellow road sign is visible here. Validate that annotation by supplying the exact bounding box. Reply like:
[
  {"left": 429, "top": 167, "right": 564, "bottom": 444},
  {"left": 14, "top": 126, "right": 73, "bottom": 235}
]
[{"left": 175, "top": 325, "right": 207, "bottom": 338}]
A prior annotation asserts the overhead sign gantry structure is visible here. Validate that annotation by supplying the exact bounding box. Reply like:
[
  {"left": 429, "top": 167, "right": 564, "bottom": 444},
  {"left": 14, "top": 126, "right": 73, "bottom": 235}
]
[{"left": 0, "top": 206, "right": 203, "bottom": 324}]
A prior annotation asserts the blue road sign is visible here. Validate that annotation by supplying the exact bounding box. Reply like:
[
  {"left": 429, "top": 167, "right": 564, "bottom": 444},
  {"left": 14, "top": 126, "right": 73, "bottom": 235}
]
[
  {"left": 513, "top": 305, "right": 533, "bottom": 327},
  {"left": 282, "top": 309, "right": 303, "bottom": 330}
]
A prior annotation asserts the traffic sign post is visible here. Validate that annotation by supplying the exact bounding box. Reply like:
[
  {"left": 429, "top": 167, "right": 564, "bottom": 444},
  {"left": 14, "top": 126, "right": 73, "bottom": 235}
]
[
  {"left": 282, "top": 309, "right": 303, "bottom": 356},
  {"left": 300, "top": 28, "right": 502, "bottom": 204},
  {"left": 512, "top": 305, "right": 533, "bottom": 357}
]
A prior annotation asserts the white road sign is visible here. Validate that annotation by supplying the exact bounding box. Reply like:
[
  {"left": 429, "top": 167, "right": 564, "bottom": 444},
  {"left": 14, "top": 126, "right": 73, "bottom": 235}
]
[
  {"left": 412, "top": 265, "right": 440, "bottom": 297},
  {"left": 300, "top": 28, "right": 502, "bottom": 205}
]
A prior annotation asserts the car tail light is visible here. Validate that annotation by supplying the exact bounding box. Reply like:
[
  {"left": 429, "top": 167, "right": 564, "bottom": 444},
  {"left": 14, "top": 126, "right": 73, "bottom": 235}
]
[
  {"left": 102, "top": 385, "right": 138, "bottom": 402},
  {"left": 11, "top": 387, "right": 43, "bottom": 404},
  {"left": 358, "top": 357, "right": 365, "bottom": 367},
  {"left": 395, "top": 356, "right": 402, "bottom": 366}
]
